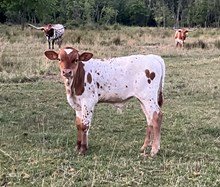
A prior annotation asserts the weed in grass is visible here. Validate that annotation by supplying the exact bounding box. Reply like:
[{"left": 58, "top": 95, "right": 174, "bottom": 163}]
[
  {"left": 112, "top": 23, "right": 121, "bottom": 30},
  {"left": 185, "top": 40, "right": 208, "bottom": 49},
  {"left": 112, "top": 36, "right": 121, "bottom": 45},
  {"left": 214, "top": 40, "right": 220, "bottom": 49}
]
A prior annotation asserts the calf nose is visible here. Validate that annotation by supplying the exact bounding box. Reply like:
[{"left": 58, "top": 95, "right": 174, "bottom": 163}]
[{"left": 62, "top": 69, "right": 72, "bottom": 78}]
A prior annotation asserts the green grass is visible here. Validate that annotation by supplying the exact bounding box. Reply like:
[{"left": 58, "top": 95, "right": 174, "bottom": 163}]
[{"left": 0, "top": 25, "right": 220, "bottom": 186}]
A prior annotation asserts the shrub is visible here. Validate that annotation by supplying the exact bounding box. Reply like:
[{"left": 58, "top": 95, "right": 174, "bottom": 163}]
[
  {"left": 112, "top": 23, "right": 121, "bottom": 30},
  {"left": 112, "top": 36, "right": 121, "bottom": 45},
  {"left": 214, "top": 40, "right": 220, "bottom": 49},
  {"left": 185, "top": 40, "right": 208, "bottom": 49}
]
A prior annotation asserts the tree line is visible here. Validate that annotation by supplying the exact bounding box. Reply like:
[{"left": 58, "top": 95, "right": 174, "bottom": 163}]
[{"left": 1, "top": 0, "right": 220, "bottom": 28}]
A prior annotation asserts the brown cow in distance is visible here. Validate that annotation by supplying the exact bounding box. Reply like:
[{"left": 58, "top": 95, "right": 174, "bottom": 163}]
[{"left": 174, "top": 28, "right": 192, "bottom": 47}]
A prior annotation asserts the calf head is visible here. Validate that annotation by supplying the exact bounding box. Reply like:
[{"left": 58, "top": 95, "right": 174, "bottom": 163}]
[
  {"left": 41, "top": 24, "right": 54, "bottom": 38},
  {"left": 44, "top": 47, "right": 93, "bottom": 78},
  {"left": 175, "top": 29, "right": 188, "bottom": 41}
]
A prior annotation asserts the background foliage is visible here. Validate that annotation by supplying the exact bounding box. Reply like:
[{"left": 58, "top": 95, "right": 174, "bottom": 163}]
[{"left": 1, "top": 0, "right": 220, "bottom": 28}]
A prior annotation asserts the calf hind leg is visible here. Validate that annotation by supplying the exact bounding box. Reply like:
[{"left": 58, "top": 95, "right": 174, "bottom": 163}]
[
  {"left": 140, "top": 102, "right": 163, "bottom": 156},
  {"left": 151, "top": 111, "right": 163, "bottom": 156},
  {"left": 57, "top": 38, "right": 62, "bottom": 48},
  {"left": 140, "top": 103, "right": 153, "bottom": 152},
  {"left": 141, "top": 125, "right": 153, "bottom": 152}
]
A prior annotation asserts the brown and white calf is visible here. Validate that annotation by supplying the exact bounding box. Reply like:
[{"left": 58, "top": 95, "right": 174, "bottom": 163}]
[
  {"left": 44, "top": 47, "right": 166, "bottom": 156},
  {"left": 174, "top": 28, "right": 190, "bottom": 47}
]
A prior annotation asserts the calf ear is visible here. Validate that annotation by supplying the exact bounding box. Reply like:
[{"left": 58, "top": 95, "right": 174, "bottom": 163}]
[
  {"left": 44, "top": 51, "right": 59, "bottom": 60},
  {"left": 79, "top": 52, "right": 93, "bottom": 62}
]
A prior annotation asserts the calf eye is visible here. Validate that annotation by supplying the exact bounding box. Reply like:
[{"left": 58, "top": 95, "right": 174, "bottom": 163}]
[{"left": 72, "top": 60, "right": 78, "bottom": 64}]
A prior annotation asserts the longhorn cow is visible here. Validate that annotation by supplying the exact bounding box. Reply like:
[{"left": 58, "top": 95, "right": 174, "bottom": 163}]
[
  {"left": 174, "top": 28, "right": 193, "bottom": 47},
  {"left": 28, "top": 23, "right": 64, "bottom": 49}
]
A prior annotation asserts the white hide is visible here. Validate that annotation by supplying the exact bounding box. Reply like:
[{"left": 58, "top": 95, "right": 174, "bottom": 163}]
[{"left": 67, "top": 53, "right": 165, "bottom": 125}]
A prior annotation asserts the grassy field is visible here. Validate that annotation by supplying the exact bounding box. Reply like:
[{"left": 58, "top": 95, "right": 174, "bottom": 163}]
[{"left": 0, "top": 24, "right": 220, "bottom": 186}]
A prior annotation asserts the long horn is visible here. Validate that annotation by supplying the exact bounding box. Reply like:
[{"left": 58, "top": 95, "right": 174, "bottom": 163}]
[
  {"left": 172, "top": 27, "right": 181, "bottom": 31},
  {"left": 187, "top": 28, "right": 197, "bottom": 32},
  {"left": 28, "top": 23, "right": 44, "bottom": 30}
]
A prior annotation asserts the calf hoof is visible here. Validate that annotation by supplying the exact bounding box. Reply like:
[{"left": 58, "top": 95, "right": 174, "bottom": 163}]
[
  {"left": 75, "top": 141, "right": 81, "bottom": 152},
  {"left": 75, "top": 146, "right": 80, "bottom": 152},
  {"left": 150, "top": 148, "right": 160, "bottom": 157},
  {"left": 79, "top": 144, "right": 87, "bottom": 155},
  {"left": 140, "top": 142, "right": 152, "bottom": 152},
  {"left": 78, "top": 150, "right": 86, "bottom": 156},
  {"left": 140, "top": 145, "right": 147, "bottom": 152}
]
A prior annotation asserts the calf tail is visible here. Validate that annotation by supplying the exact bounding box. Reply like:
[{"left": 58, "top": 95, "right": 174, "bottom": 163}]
[
  {"left": 157, "top": 57, "right": 165, "bottom": 108},
  {"left": 158, "top": 91, "right": 163, "bottom": 108}
]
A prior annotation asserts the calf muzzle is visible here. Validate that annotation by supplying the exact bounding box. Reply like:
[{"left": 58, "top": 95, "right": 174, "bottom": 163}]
[{"left": 62, "top": 69, "right": 73, "bottom": 78}]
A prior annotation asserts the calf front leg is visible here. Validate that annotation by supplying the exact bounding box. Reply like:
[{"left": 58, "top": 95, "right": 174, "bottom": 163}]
[
  {"left": 52, "top": 40, "right": 55, "bottom": 49},
  {"left": 75, "top": 116, "right": 82, "bottom": 152},
  {"left": 79, "top": 123, "right": 90, "bottom": 155},
  {"left": 48, "top": 39, "right": 51, "bottom": 49},
  {"left": 77, "top": 102, "right": 94, "bottom": 155},
  {"left": 75, "top": 116, "right": 89, "bottom": 155}
]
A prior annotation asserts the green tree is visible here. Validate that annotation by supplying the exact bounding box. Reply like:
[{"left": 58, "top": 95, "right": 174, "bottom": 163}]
[
  {"left": 82, "top": 0, "right": 96, "bottom": 24},
  {"left": 123, "top": 0, "right": 151, "bottom": 26},
  {"left": 97, "top": 6, "right": 117, "bottom": 25},
  {"left": 0, "top": 0, "right": 58, "bottom": 28},
  {"left": 35, "top": 0, "right": 58, "bottom": 23},
  {"left": 153, "top": 0, "right": 173, "bottom": 27},
  {"left": 190, "top": 0, "right": 208, "bottom": 27},
  {"left": 1, "top": 0, "right": 220, "bottom": 28}
]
